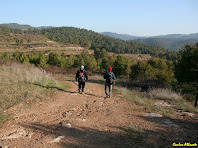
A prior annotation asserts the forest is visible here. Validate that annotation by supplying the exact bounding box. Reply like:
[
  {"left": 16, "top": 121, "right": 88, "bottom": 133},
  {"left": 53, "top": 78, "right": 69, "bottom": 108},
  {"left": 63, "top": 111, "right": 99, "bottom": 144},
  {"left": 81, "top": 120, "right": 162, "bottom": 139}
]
[
  {"left": 1, "top": 43, "right": 198, "bottom": 106},
  {"left": 37, "top": 27, "right": 179, "bottom": 60},
  {"left": 0, "top": 26, "right": 197, "bottom": 106},
  {"left": 0, "top": 26, "right": 178, "bottom": 61}
]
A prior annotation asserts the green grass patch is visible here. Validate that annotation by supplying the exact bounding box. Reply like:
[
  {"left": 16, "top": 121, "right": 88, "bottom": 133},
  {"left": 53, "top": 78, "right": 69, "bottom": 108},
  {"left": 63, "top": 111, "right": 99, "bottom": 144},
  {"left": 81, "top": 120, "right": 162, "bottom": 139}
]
[
  {"left": 33, "top": 79, "right": 70, "bottom": 91},
  {"left": 57, "top": 81, "right": 71, "bottom": 89}
]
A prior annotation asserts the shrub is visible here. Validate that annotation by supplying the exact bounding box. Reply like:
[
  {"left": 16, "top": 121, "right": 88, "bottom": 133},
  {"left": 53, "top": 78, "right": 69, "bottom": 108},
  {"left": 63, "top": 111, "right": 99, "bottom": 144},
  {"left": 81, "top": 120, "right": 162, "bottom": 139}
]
[{"left": 148, "top": 88, "right": 182, "bottom": 100}]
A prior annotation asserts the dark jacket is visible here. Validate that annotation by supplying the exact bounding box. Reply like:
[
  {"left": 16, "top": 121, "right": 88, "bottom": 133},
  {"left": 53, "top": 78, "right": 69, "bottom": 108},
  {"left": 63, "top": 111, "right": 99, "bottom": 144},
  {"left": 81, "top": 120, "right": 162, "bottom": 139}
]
[
  {"left": 104, "top": 71, "right": 116, "bottom": 84},
  {"left": 76, "top": 69, "right": 88, "bottom": 82}
]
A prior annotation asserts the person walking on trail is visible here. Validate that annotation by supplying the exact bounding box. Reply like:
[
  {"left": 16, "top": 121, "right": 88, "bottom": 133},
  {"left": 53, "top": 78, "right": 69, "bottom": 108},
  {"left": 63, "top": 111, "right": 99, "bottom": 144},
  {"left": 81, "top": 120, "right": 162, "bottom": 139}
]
[
  {"left": 104, "top": 67, "right": 116, "bottom": 98},
  {"left": 76, "top": 65, "right": 88, "bottom": 94}
]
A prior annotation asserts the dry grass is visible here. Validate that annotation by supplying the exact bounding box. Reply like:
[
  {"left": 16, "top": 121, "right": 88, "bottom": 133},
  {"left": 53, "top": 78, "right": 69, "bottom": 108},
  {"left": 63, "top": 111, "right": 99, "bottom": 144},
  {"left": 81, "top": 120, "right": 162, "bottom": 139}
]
[
  {"left": 0, "top": 62, "right": 69, "bottom": 122},
  {"left": 117, "top": 86, "right": 130, "bottom": 96},
  {"left": 89, "top": 74, "right": 104, "bottom": 81},
  {"left": 148, "top": 88, "right": 182, "bottom": 100},
  {"left": 123, "top": 86, "right": 198, "bottom": 117},
  {"left": 147, "top": 88, "right": 198, "bottom": 112},
  {"left": 88, "top": 74, "right": 198, "bottom": 115}
]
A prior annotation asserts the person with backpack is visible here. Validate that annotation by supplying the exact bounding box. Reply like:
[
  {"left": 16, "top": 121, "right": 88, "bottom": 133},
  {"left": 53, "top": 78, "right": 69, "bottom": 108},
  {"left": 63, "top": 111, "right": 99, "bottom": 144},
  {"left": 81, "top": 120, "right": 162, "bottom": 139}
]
[
  {"left": 104, "top": 67, "right": 116, "bottom": 98},
  {"left": 76, "top": 65, "right": 88, "bottom": 94}
]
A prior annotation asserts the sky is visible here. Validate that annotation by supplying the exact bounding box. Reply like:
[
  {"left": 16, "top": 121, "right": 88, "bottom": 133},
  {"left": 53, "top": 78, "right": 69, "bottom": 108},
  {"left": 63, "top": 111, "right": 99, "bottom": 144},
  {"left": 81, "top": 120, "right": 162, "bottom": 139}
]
[{"left": 0, "top": 0, "right": 198, "bottom": 36}]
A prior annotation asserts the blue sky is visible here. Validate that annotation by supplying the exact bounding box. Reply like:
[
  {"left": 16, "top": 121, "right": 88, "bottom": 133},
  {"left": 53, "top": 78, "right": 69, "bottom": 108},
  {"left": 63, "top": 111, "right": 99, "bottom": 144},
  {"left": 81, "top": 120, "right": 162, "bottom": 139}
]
[{"left": 0, "top": 0, "right": 197, "bottom": 36}]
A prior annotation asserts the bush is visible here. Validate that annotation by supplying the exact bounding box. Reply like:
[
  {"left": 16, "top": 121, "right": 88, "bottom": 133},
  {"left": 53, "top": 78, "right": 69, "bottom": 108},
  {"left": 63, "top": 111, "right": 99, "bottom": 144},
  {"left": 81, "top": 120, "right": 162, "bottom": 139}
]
[
  {"left": 148, "top": 88, "right": 182, "bottom": 100},
  {"left": 131, "top": 58, "right": 176, "bottom": 85}
]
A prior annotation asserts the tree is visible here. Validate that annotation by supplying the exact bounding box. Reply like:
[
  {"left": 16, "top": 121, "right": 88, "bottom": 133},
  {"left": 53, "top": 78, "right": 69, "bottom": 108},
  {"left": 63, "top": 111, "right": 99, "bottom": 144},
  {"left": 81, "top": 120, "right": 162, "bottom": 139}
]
[
  {"left": 175, "top": 43, "right": 198, "bottom": 107},
  {"left": 131, "top": 58, "right": 175, "bottom": 85},
  {"left": 81, "top": 41, "right": 91, "bottom": 48},
  {"left": 48, "top": 52, "right": 57, "bottom": 65},
  {"left": 114, "top": 55, "right": 131, "bottom": 77},
  {"left": 19, "top": 53, "right": 29, "bottom": 64},
  {"left": 94, "top": 48, "right": 101, "bottom": 60},
  {"left": 37, "top": 54, "right": 47, "bottom": 68},
  {"left": 73, "top": 55, "right": 85, "bottom": 68},
  {"left": 20, "top": 39, "right": 24, "bottom": 44},
  {"left": 66, "top": 54, "right": 75, "bottom": 68},
  {"left": 0, "top": 52, "right": 10, "bottom": 61},
  {"left": 94, "top": 48, "right": 108, "bottom": 60},
  {"left": 131, "top": 61, "right": 155, "bottom": 79},
  {"left": 47, "top": 52, "right": 65, "bottom": 67},
  {"left": 96, "top": 58, "right": 102, "bottom": 72},
  {"left": 100, "top": 48, "right": 108, "bottom": 58},
  {"left": 13, "top": 51, "right": 20, "bottom": 62},
  {"left": 81, "top": 49, "right": 90, "bottom": 62},
  {"left": 29, "top": 49, "right": 39, "bottom": 64},
  {"left": 85, "top": 55, "right": 97, "bottom": 71},
  {"left": 100, "top": 57, "right": 110, "bottom": 72},
  {"left": 15, "top": 38, "right": 20, "bottom": 44}
]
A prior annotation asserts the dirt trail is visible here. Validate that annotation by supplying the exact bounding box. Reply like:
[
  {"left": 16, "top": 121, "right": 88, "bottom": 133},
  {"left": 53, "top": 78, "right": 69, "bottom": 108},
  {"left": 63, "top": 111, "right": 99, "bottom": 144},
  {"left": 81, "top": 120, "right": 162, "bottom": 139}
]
[{"left": 0, "top": 80, "right": 198, "bottom": 148}]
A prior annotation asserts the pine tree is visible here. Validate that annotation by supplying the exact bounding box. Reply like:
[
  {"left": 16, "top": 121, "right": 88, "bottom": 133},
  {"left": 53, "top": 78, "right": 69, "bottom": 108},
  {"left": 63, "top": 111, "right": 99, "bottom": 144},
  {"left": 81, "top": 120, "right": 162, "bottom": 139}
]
[
  {"left": 114, "top": 55, "right": 130, "bottom": 76},
  {"left": 0, "top": 52, "right": 10, "bottom": 61},
  {"left": 37, "top": 54, "right": 47, "bottom": 68},
  {"left": 175, "top": 43, "right": 198, "bottom": 107}
]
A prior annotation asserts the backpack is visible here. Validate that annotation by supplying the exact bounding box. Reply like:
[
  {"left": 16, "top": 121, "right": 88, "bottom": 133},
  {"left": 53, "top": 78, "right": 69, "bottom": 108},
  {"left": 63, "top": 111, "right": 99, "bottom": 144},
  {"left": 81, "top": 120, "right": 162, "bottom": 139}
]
[
  {"left": 106, "top": 72, "right": 113, "bottom": 84},
  {"left": 79, "top": 71, "right": 85, "bottom": 82}
]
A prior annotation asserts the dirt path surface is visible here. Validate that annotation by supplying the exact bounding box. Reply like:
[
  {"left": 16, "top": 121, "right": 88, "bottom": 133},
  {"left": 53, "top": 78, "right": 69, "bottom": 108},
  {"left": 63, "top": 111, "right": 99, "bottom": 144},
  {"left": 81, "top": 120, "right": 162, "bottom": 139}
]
[{"left": 0, "top": 80, "right": 198, "bottom": 148}]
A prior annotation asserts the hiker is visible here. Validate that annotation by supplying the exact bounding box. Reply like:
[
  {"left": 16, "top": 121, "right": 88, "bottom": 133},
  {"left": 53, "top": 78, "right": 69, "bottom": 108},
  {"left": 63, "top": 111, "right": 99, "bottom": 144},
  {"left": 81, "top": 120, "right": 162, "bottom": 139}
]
[
  {"left": 76, "top": 65, "right": 88, "bottom": 94},
  {"left": 104, "top": 67, "right": 116, "bottom": 98}
]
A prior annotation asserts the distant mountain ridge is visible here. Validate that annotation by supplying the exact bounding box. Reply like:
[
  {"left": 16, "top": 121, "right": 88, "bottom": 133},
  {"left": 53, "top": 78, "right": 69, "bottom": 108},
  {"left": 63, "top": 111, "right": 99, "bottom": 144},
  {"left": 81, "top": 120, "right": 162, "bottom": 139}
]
[
  {"left": 102, "top": 32, "right": 198, "bottom": 50},
  {"left": 1, "top": 23, "right": 198, "bottom": 51},
  {"left": 151, "top": 33, "right": 198, "bottom": 39},
  {"left": 134, "top": 33, "right": 198, "bottom": 50},
  {"left": 101, "top": 32, "right": 146, "bottom": 40},
  {"left": 102, "top": 32, "right": 198, "bottom": 40},
  {"left": 0, "top": 23, "right": 33, "bottom": 30},
  {"left": 0, "top": 23, "right": 54, "bottom": 30},
  {"left": 0, "top": 24, "right": 168, "bottom": 59}
]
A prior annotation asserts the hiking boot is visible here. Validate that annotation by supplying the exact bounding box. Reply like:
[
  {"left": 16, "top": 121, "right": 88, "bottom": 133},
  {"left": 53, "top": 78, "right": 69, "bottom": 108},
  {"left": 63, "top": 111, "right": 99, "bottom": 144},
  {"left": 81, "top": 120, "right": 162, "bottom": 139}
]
[{"left": 78, "top": 89, "right": 81, "bottom": 94}]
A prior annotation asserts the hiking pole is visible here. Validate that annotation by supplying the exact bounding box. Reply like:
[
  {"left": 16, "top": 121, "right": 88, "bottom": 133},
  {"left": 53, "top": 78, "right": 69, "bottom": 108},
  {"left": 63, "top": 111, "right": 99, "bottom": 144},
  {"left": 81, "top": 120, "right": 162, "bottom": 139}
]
[{"left": 113, "top": 80, "right": 115, "bottom": 97}]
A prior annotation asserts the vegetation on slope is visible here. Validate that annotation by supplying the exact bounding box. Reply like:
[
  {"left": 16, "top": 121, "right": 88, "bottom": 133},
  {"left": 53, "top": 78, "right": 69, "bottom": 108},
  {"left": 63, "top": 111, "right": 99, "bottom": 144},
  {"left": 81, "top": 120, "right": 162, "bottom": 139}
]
[
  {"left": 0, "top": 26, "right": 179, "bottom": 61},
  {"left": 102, "top": 31, "right": 198, "bottom": 51},
  {"left": 135, "top": 37, "right": 198, "bottom": 51},
  {"left": 38, "top": 27, "right": 168, "bottom": 56},
  {"left": 0, "top": 61, "right": 70, "bottom": 123},
  {"left": 1, "top": 25, "right": 198, "bottom": 107}
]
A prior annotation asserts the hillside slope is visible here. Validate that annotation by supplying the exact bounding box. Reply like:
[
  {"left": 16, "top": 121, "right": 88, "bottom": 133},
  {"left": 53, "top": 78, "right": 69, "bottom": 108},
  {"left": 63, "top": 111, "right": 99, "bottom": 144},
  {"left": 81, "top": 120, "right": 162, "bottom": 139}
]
[
  {"left": 134, "top": 36, "right": 198, "bottom": 50},
  {"left": 0, "top": 25, "right": 167, "bottom": 58},
  {"left": 102, "top": 32, "right": 198, "bottom": 51},
  {"left": 101, "top": 32, "right": 145, "bottom": 40},
  {"left": 0, "top": 23, "right": 54, "bottom": 30},
  {"left": 0, "top": 79, "right": 197, "bottom": 147},
  {"left": 0, "top": 32, "right": 48, "bottom": 43},
  {"left": 40, "top": 27, "right": 167, "bottom": 57}
]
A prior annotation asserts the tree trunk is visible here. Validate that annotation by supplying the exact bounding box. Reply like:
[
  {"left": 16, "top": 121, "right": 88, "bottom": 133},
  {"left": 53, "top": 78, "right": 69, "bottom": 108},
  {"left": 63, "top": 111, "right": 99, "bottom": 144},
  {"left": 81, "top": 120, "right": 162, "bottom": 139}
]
[{"left": 195, "top": 88, "right": 198, "bottom": 107}]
